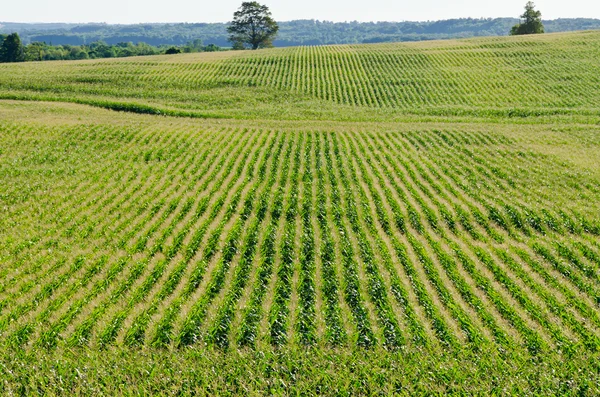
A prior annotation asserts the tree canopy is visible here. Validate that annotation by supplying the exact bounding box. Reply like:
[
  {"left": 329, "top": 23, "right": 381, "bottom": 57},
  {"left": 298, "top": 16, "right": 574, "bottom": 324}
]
[
  {"left": 165, "top": 47, "right": 181, "bottom": 54},
  {"left": 0, "top": 33, "right": 25, "bottom": 63},
  {"left": 511, "top": 2, "right": 545, "bottom": 35},
  {"left": 4, "top": 18, "right": 600, "bottom": 48},
  {"left": 227, "top": 2, "right": 279, "bottom": 50}
]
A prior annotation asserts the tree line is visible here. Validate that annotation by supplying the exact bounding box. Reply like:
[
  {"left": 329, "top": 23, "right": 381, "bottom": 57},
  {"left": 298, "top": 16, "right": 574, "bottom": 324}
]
[{"left": 0, "top": 34, "right": 223, "bottom": 63}]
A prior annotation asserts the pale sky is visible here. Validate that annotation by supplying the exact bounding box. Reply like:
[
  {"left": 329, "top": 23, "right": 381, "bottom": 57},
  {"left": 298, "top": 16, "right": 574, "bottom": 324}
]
[{"left": 2, "top": 0, "right": 599, "bottom": 24}]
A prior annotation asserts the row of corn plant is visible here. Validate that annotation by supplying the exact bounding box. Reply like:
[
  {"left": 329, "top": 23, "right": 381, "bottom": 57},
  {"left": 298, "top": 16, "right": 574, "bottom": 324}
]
[
  {"left": 322, "top": 132, "right": 375, "bottom": 347},
  {"left": 333, "top": 133, "right": 405, "bottom": 348},
  {"left": 236, "top": 137, "right": 295, "bottom": 348},
  {"left": 125, "top": 131, "right": 277, "bottom": 347},
  {"left": 295, "top": 132, "right": 317, "bottom": 345},
  {"left": 96, "top": 130, "right": 263, "bottom": 347},
  {"left": 206, "top": 137, "right": 289, "bottom": 349},
  {"left": 268, "top": 133, "right": 303, "bottom": 346}
]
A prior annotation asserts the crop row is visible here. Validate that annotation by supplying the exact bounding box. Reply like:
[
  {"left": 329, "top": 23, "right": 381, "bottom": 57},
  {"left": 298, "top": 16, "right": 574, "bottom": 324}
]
[{"left": 1, "top": 123, "right": 599, "bottom": 352}]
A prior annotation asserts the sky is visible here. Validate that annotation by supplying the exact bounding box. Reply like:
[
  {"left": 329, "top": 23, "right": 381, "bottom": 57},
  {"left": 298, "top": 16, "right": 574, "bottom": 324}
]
[{"left": 2, "top": 0, "right": 599, "bottom": 24}]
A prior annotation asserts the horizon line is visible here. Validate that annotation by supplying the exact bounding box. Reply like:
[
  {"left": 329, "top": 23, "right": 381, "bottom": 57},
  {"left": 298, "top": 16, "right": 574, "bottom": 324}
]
[{"left": 2, "top": 16, "right": 598, "bottom": 26}]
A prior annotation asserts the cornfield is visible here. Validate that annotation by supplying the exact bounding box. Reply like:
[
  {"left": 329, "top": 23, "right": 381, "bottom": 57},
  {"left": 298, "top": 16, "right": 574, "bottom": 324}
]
[{"left": 0, "top": 30, "right": 599, "bottom": 395}]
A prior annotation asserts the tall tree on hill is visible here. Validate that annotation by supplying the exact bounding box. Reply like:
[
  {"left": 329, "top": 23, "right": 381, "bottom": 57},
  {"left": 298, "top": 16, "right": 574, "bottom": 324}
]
[
  {"left": 227, "top": 2, "right": 279, "bottom": 50},
  {"left": 510, "top": 2, "right": 545, "bottom": 35},
  {"left": 0, "top": 33, "right": 25, "bottom": 63}
]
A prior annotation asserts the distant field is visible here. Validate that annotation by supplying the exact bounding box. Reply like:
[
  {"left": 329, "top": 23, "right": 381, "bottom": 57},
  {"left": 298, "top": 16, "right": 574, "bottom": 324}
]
[
  {"left": 1, "top": 31, "right": 600, "bottom": 122},
  {"left": 0, "top": 31, "right": 599, "bottom": 395}
]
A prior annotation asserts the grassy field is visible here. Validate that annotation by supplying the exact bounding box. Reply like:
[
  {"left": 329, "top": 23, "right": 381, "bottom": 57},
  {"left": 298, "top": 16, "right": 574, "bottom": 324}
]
[{"left": 1, "top": 31, "right": 600, "bottom": 395}]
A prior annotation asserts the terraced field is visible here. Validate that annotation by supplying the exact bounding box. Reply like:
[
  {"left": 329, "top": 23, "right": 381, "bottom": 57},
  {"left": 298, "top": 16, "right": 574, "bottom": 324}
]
[{"left": 1, "top": 31, "right": 600, "bottom": 395}]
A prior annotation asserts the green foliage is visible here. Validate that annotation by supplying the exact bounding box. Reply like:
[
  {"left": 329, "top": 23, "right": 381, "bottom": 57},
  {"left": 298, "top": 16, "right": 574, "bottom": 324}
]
[
  {"left": 227, "top": 2, "right": 279, "bottom": 50},
  {"left": 0, "top": 33, "right": 25, "bottom": 63},
  {"left": 511, "top": 2, "right": 545, "bottom": 35},
  {"left": 165, "top": 46, "right": 181, "bottom": 54},
  {"left": 203, "top": 43, "right": 221, "bottom": 52},
  {"left": 18, "top": 40, "right": 223, "bottom": 62},
  {"left": 0, "top": 347, "right": 598, "bottom": 395},
  {"left": 4, "top": 18, "right": 600, "bottom": 48},
  {"left": 182, "top": 38, "right": 204, "bottom": 53}
]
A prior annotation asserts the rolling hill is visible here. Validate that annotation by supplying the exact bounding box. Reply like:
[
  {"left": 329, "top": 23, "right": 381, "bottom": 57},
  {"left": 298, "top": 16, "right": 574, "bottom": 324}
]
[{"left": 1, "top": 31, "right": 600, "bottom": 122}]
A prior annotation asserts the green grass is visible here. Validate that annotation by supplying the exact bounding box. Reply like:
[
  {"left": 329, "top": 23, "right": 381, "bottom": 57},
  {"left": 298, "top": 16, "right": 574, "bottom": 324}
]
[{"left": 1, "top": 30, "right": 600, "bottom": 394}]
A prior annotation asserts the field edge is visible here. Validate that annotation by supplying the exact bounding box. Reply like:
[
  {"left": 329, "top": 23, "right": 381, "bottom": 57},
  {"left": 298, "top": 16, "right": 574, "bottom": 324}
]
[{"left": 2, "top": 346, "right": 599, "bottom": 395}]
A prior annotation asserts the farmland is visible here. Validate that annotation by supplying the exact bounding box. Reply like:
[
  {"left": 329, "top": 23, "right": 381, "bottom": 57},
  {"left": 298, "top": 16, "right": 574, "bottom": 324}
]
[
  {"left": 1, "top": 31, "right": 600, "bottom": 394},
  {"left": 2, "top": 30, "right": 600, "bottom": 122}
]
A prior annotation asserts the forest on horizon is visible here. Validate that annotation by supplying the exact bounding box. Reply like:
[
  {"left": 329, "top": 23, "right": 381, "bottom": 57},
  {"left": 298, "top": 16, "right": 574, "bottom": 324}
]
[{"left": 2, "top": 18, "right": 600, "bottom": 47}]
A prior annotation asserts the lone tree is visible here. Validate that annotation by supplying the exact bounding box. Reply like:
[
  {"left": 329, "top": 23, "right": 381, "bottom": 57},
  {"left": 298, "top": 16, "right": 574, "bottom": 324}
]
[
  {"left": 510, "top": 2, "right": 545, "bottom": 35},
  {"left": 0, "top": 33, "right": 25, "bottom": 63},
  {"left": 228, "top": 2, "right": 279, "bottom": 50}
]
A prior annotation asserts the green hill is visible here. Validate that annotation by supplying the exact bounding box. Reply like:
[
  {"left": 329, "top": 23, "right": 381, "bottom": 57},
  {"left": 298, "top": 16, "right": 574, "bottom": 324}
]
[
  {"left": 0, "top": 31, "right": 599, "bottom": 395},
  {"left": 1, "top": 31, "right": 600, "bottom": 121}
]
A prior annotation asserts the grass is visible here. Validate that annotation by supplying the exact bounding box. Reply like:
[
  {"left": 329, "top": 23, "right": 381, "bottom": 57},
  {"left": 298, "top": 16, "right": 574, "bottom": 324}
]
[{"left": 0, "top": 30, "right": 600, "bottom": 394}]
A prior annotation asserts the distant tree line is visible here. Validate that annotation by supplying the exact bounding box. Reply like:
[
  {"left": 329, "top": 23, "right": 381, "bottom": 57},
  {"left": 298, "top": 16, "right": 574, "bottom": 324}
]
[
  {"left": 3, "top": 18, "right": 599, "bottom": 48},
  {"left": 0, "top": 34, "right": 223, "bottom": 63}
]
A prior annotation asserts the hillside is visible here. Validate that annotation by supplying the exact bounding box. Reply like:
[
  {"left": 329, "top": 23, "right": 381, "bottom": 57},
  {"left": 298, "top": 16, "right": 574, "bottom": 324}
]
[
  {"left": 1, "top": 31, "right": 600, "bottom": 122},
  {"left": 0, "top": 31, "right": 599, "bottom": 394}
]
